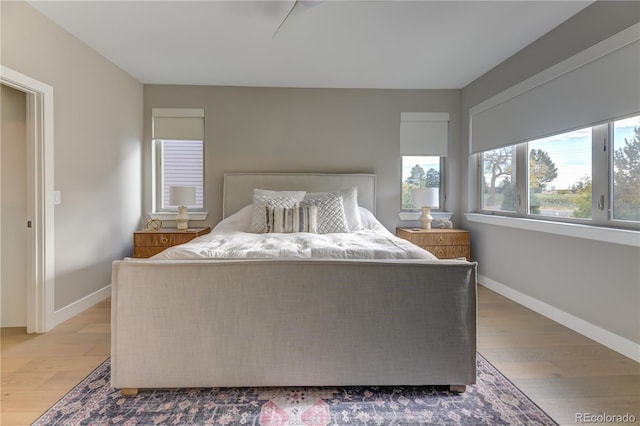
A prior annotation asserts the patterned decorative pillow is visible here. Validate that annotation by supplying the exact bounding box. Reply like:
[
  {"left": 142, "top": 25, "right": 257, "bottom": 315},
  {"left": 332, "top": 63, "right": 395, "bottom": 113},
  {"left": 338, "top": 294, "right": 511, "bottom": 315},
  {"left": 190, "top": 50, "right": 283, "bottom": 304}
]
[
  {"left": 300, "top": 195, "right": 349, "bottom": 234},
  {"left": 265, "top": 206, "right": 318, "bottom": 233},
  {"left": 251, "top": 195, "right": 298, "bottom": 233},
  {"left": 304, "top": 187, "right": 363, "bottom": 232}
]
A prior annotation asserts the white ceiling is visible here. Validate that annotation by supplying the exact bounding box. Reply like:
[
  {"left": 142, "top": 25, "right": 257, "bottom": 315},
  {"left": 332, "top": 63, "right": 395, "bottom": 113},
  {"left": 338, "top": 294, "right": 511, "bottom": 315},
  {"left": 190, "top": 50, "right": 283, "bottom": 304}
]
[{"left": 28, "top": 1, "right": 593, "bottom": 89}]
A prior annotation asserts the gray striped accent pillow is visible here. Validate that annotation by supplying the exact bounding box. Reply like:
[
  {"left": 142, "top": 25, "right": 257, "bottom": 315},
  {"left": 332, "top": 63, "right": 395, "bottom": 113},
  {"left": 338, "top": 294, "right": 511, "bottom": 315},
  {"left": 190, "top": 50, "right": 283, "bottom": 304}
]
[{"left": 265, "top": 206, "right": 318, "bottom": 233}]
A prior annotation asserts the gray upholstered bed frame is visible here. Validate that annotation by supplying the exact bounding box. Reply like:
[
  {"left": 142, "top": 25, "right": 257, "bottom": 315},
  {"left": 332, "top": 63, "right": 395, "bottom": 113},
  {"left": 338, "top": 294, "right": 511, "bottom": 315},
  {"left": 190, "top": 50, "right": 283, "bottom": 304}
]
[{"left": 111, "top": 173, "right": 477, "bottom": 395}]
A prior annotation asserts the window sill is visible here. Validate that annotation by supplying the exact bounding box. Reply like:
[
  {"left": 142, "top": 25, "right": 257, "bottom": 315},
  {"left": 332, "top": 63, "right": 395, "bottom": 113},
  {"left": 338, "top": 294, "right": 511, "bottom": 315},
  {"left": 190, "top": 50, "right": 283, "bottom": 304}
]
[
  {"left": 465, "top": 213, "right": 639, "bottom": 247},
  {"left": 148, "top": 212, "right": 208, "bottom": 221}
]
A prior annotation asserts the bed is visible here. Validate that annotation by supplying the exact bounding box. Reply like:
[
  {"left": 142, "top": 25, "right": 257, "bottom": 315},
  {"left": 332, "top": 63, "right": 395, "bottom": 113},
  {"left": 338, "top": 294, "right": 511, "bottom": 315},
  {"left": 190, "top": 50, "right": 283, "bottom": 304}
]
[{"left": 111, "top": 173, "right": 477, "bottom": 395}]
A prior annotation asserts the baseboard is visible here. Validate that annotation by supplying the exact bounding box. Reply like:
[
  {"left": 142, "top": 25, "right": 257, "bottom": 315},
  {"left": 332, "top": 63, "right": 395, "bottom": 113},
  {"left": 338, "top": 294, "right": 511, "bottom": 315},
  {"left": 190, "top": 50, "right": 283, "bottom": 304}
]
[
  {"left": 53, "top": 285, "right": 111, "bottom": 328},
  {"left": 479, "top": 275, "right": 640, "bottom": 363}
]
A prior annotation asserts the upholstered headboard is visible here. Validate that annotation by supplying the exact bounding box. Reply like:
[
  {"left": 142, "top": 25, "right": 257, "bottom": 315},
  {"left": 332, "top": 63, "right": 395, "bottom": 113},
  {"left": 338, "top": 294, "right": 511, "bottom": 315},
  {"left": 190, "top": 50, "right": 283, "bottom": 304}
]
[{"left": 223, "top": 173, "right": 377, "bottom": 218}]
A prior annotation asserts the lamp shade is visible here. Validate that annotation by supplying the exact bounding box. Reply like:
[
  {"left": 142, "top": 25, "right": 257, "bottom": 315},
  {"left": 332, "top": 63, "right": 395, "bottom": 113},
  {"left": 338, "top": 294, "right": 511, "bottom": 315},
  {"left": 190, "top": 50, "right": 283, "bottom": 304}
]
[
  {"left": 412, "top": 187, "right": 439, "bottom": 208},
  {"left": 169, "top": 186, "right": 196, "bottom": 207}
]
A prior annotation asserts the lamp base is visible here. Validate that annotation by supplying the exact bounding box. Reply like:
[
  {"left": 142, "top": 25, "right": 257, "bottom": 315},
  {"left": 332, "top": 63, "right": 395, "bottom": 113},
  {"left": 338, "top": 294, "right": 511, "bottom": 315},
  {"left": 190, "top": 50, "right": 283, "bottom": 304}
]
[
  {"left": 176, "top": 206, "right": 189, "bottom": 230},
  {"left": 420, "top": 206, "right": 433, "bottom": 230}
]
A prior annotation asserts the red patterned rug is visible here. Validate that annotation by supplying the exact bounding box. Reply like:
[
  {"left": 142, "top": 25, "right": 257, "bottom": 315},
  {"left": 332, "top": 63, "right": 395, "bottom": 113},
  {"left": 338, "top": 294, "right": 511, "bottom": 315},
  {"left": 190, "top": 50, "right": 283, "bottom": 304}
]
[{"left": 33, "top": 353, "right": 556, "bottom": 425}]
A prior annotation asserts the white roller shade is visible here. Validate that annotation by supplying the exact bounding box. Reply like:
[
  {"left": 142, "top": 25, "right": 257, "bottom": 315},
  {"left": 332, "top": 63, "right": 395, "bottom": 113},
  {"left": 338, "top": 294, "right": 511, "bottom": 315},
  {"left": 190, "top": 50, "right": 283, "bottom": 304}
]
[
  {"left": 470, "top": 24, "right": 640, "bottom": 154},
  {"left": 400, "top": 112, "right": 449, "bottom": 156},
  {"left": 152, "top": 108, "right": 204, "bottom": 140}
]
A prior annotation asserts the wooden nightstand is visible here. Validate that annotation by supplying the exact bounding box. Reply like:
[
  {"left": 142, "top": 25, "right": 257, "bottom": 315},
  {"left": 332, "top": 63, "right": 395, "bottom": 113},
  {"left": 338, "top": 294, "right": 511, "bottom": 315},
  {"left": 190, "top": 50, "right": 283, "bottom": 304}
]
[
  {"left": 133, "top": 227, "right": 211, "bottom": 258},
  {"left": 396, "top": 228, "right": 470, "bottom": 260}
]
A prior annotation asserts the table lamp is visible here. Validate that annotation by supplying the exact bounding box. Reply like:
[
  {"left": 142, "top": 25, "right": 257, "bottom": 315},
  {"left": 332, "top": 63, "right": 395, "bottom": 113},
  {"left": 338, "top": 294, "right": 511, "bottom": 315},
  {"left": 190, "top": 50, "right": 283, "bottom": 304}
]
[
  {"left": 169, "top": 186, "right": 196, "bottom": 230},
  {"left": 412, "top": 187, "right": 439, "bottom": 229}
]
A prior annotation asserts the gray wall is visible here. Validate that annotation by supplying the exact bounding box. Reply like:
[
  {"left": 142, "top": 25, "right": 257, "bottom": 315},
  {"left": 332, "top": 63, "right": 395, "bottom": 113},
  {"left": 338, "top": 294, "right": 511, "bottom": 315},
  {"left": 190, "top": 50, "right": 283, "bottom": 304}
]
[
  {"left": 461, "top": 2, "right": 640, "bottom": 345},
  {"left": 143, "top": 86, "right": 462, "bottom": 231},
  {"left": 1, "top": 1, "right": 143, "bottom": 310}
]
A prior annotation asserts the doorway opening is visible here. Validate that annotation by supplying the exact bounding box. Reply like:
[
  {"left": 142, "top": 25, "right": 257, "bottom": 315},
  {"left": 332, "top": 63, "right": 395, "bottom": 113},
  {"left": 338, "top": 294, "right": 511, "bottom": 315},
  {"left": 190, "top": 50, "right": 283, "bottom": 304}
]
[{"left": 1, "top": 66, "right": 54, "bottom": 333}]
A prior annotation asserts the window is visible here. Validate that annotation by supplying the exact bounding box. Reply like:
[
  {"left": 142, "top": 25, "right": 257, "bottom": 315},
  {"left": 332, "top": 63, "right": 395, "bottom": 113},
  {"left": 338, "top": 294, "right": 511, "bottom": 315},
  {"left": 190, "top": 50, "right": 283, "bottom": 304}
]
[
  {"left": 477, "top": 115, "right": 640, "bottom": 229},
  {"left": 481, "top": 146, "right": 516, "bottom": 213},
  {"left": 156, "top": 139, "right": 204, "bottom": 210},
  {"left": 152, "top": 108, "right": 205, "bottom": 212},
  {"left": 469, "top": 23, "right": 640, "bottom": 230},
  {"left": 399, "top": 112, "right": 449, "bottom": 210},
  {"left": 612, "top": 116, "right": 640, "bottom": 222},
  {"left": 402, "top": 156, "right": 441, "bottom": 209},
  {"left": 527, "top": 127, "right": 592, "bottom": 219}
]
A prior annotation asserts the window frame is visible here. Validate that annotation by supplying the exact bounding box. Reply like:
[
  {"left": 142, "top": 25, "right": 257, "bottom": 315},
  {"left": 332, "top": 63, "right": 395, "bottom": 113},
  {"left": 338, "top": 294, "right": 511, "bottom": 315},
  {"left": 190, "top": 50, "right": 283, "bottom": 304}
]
[
  {"left": 400, "top": 155, "right": 446, "bottom": 212},
  {"left": 479, "top": 145, "right": 518, "bottom": 214},
  {"left": 153, "top": 139, "right": 205, "bottom": 213},
  {"left": 475, "top": 116, "right": 640, "bottom": 231},
  {"left": 610, "top": 116, "right": 640, "bottom": 226},
  {"left": 150, "top": 108, "right": 207, "bottom": 218}
]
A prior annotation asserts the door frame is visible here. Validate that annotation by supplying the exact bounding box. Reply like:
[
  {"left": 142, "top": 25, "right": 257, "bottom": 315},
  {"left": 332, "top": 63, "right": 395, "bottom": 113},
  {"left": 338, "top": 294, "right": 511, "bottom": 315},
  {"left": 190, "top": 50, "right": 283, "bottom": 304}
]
[{"left": 1, "top": 66, "right": 54, "bottom": 333}]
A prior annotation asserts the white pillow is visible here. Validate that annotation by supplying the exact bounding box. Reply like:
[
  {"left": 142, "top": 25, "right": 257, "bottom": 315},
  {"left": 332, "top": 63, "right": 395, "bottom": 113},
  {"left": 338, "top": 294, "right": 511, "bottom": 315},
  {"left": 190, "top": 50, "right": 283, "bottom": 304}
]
[
  {"left": 304, "top": 187, "right": 363, "bottom": 232},
  {"left": 213, "top": 205, "right": 253, "bottom": 233},
  {"left": 254, "top": 188, "right": 306, "bottom": 201},
  {"left": 251, "top": 195, "right": 299, "bottom": 233},
  {"left": 300, "top": 194, "right": 349, "bottom": 234},
  {"left": 358, "top": 207, "right": 388, "bottom": 233}
]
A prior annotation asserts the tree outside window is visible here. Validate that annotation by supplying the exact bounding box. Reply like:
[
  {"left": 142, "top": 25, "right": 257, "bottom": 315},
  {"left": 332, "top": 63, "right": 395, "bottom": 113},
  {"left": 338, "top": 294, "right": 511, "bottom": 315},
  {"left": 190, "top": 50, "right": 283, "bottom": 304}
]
[
  {"left": 613, "top": 117, "right": 640, "bottom": 221},
  {"left": 401, "top": 156, "right": 440, "bottom": 209}
]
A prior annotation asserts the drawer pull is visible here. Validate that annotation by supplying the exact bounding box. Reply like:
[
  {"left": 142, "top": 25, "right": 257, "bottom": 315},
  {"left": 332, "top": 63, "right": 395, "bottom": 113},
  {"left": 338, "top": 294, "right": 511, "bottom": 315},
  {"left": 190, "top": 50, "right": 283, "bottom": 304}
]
[
  {"left": 161, "top": 237, "right": 169, "bottom": 245},
  {"left": 437, "top": 236, "right": 446, "bottom": 243}
]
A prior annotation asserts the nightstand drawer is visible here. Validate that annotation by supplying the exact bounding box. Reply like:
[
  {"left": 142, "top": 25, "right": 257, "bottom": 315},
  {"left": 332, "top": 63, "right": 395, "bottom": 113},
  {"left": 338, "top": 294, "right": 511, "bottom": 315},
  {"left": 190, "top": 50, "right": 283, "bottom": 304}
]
[
  {"left": 422, "top": 245, "right": 470, "bottom": 260},
  {"left": 134, "top": 233, "right": 193, "bottom": 248},
  {"left": 133, "top": 227, "right": 210, "bottom": 258},
  {"left": 410, "top": 232, "right": 469, "bottom": 247}
]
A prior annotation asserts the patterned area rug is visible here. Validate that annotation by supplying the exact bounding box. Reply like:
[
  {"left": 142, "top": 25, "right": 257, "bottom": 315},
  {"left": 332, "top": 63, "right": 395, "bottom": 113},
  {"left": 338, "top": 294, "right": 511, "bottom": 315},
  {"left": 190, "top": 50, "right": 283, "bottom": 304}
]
[{"left": 33, "top": 354, "right": 556, "bottom": 425}]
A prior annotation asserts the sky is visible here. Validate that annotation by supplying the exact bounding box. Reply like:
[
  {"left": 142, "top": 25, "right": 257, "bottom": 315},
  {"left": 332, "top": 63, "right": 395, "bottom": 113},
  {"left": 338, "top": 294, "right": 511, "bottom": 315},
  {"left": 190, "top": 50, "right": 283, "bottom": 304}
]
[
  {"left": 532, "top": 116, "right": 638, "bottom": 189},
  {"left": 401, "top": 156, "right": 439, "bottom": 182},
  {"left": 529, "top": 127, "right": 592, "bottom": 189}
]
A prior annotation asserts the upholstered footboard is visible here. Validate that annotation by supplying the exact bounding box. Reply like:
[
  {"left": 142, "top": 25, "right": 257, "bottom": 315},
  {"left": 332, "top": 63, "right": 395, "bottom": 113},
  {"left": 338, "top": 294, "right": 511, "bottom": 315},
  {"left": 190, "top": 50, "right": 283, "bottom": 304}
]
[{"left": 111, "top": 258, "right": 477, "bottom": 392}]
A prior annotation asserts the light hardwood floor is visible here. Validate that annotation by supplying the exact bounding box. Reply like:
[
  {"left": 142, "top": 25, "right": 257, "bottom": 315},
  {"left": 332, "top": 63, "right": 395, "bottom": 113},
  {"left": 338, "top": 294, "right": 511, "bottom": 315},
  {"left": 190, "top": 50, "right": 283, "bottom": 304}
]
[
  {"left": 477, "top": 286, "right": 639, "bottom": 425},
  {"left": 1, "top": 300, "right": 110, "bottom": 425},
  {"left": 1, "top": 287, "right": 639, "bottom": 425}
]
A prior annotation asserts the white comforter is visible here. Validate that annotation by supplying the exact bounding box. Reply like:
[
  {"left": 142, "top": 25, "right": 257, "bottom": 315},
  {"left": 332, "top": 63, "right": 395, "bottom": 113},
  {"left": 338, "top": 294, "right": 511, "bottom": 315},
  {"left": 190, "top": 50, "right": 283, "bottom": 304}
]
[
  {"left": 151, "top": 229, "right": 437, "bottom": 260},
  {"left": 151, "top": 206, "right": 438, "bottom": 261}
]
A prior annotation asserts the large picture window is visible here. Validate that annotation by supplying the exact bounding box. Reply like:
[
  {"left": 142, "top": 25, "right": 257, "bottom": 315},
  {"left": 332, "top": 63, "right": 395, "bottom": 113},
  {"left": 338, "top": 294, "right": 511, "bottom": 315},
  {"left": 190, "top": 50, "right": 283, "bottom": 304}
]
[{"left": 477, "top": 115, "right": 640, "bottom": 229}]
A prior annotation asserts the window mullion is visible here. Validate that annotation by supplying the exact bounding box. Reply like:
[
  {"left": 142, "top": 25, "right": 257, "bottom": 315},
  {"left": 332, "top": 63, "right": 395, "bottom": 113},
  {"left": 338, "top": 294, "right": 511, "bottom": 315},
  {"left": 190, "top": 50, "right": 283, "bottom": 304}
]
[
  {"left": 476, "top": 154, "right": 483, "bottom": 211},
  {"left": 440, "top": 157, "right": 447, "bottom": 211},
  {"left": 155, "top": 140, "right": 165, "bottom": 211},
  {"left": 591, "top": 124, "right": 609, "bottom": 224},
  {"left": 515, "top": 143, "right": 527, "bottom": 215}
]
